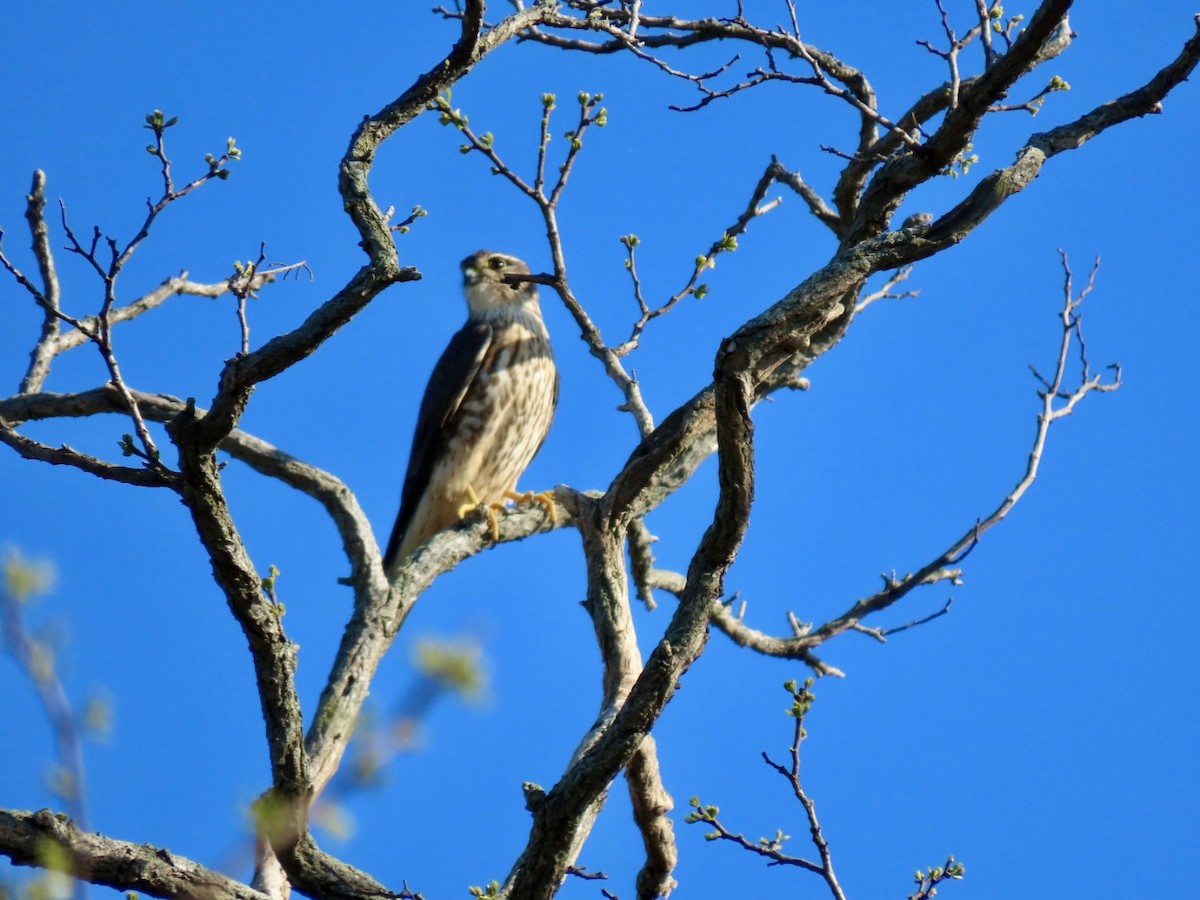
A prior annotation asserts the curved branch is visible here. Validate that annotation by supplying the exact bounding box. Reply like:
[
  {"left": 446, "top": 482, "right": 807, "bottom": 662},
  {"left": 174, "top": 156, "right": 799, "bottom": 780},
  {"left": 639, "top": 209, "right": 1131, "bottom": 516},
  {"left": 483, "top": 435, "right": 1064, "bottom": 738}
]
[
  {"left": 305, "top": 491, "right": 569, "bottom": 795},
  {"left": 647, "top": 565, "right": 847, "bottom": 676},
  {"left": 3, "top": 171, "right": 61, "bottom": 394},
  {"left": 339, "top": 0, "right": 557, "bottom": 265},
  {"left": 771, "top": 160, "right": 841, "bottom": 234},
  {"left": 275, "top": 833, "right": 408, "bottom": 900},
  {"left": 802, "top": 252, "right": 1119, "bottom": 650},
  {"left": 0, "top": 415, "right": 177, "bottom": 488},
  {"left": 0, "top": 809, "right": 268, "bottom": 900},
  {"left": 497, "top": 489, "right": 654, "bottom": 888},
  {"left": 626, "top": 736, "right": 678, "bottom": 899},
  {"left": 0, "top": 387, "right": 375, "bottom": 578},
  {"left": 503, "top": 360, "right": 756, "bottom": 897},
  {"left": 638, "top": 244, "right": 1116, "bottom": 670}
]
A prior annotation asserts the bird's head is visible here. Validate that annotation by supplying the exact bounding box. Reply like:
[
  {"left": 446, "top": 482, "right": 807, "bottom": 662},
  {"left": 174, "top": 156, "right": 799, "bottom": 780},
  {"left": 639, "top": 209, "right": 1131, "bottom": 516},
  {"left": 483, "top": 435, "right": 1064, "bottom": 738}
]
[{"left": 461, "top": 250, "right": 540, "bottom": 319}]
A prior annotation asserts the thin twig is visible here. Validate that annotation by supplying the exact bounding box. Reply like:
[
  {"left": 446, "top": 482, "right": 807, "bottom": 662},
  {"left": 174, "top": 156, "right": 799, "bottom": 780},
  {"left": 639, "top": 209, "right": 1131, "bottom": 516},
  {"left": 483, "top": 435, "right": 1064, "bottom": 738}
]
[
  {"left": 612, "top": 160, "right": 782, "bottom": 358},
  {"left": 810, "top": 250, "right": 1119, "bottom": 648},
  {"left": 685, "top": 681, "right": 846, "bottom": 897},
  {"left": 761, "top": 692, "right": 845, "bottom": 899},
  {"left": 855, "top": 265, "right": 919, "bottom": 313},
  {"left": 40, "top": 117, "right": 242, "bottom": 469},
  {"left": 431, "top": 90, "right": 657, "bottom": 435},
  {"left": 975, "top": 0, "right": 997, "bottom": 68},
  {"left": 1, "top": 553, "right": 91, "bottom": 834},
  {"left": 0, "top": 416, "right": 177, "bottom": 487},
  {"left": 852, "top": 596, "right": 956, "bottom": 641}
]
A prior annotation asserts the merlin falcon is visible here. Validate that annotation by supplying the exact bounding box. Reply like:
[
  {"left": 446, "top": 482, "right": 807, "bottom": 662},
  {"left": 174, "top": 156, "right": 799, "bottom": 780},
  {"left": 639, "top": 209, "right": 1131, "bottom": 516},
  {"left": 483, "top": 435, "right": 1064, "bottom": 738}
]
[{"left": 382, "top": 251, "right": 558, "bottom": 573}]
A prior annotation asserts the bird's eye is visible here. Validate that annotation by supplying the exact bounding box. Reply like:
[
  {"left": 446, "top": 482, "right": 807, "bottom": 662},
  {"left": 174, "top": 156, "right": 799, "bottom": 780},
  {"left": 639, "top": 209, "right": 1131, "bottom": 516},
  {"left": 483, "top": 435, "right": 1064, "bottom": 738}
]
[{"left": 488, "top": 256, "right": 507, "bottom": 270}]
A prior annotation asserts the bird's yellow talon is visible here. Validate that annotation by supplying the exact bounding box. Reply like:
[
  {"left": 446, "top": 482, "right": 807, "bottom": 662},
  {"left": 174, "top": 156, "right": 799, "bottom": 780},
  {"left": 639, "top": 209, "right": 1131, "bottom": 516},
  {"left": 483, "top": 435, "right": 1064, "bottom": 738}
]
[
  {"left": 505, "top": 488, "right": 558, "bottom": 525},
  {"left": 456, "top": 484, "right": 483, "bottom": 520}
]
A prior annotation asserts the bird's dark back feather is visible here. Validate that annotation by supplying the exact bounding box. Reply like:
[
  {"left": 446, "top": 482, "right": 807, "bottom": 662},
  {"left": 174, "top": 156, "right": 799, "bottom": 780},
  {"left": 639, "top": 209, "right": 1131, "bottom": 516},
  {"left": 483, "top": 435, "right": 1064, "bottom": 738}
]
[{"left": 382, "top": 321, "right": 493, "bottom": 570}]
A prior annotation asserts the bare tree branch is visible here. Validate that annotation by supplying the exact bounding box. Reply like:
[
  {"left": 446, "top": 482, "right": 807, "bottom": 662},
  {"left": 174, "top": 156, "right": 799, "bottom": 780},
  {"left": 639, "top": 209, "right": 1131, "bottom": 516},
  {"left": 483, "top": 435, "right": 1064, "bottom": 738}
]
[
  {"left": 612, "top": 160, "right": 783, "bottom": 359},
  {"left": 495, "top": 488, "right": 651, "bottom": 889},
  {"left": 168, "top": 401, "right": 310, "bottom": 801},
  {"left": 503, "top": 354, "right": 756, "bottom": 896},
  {"left": 770, "top": 160, "right": 841, "bottom": 234},
  {"left": 0, "top": 171, "right": 62, "bottom": 394},
  {"left": 626, "top": 737, "right": 678, "bottom": 899},
  {"left": 273, "top": 833, "right": 410, "bottom": 900},
  {"left": 684, "top": 681, "right": 846, "bottom": 897},
  {"left": 762, "top": 682, "right": 845, "bottom": 899},
  {"left": 924, "top": 15, "right": 1200, "bottom": 249},
  {"left": 0, "top": 809, "right": 269, "bottom": 900},
  {"left": 853, "top": 597, "right": 957, "bottom": 642},
  {"left": 597, "top": 10, "right": 1198, "bottom": 536},
  {"left": 801, "top": 250, "right": 1119, "bottom": 651},
  {"left": 634, "top": 566, "right": 846, "bottom": 677},
  {"left": 855, "top": 265, "right": 919, "bottom": 313},
  {"left": 0, "top": 413, "right": 177, "bottom": 488},
  {"left": 844, "top": 0, "right": 1076, "bottom": 245},
  {"left": 0, "top": 385, "right": 565, "bottom": 822}
]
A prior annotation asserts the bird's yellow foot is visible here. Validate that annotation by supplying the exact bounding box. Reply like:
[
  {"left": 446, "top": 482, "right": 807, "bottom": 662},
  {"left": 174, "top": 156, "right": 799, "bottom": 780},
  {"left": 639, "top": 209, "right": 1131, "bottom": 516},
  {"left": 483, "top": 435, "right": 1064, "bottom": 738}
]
[
  {"left": 489, "top": 503, "right": 507, "bottom": 541},
  {"left": 505, "top": 488, "right": 558, "bottom": 526},
  {"left": 456, "top": 485, "right": 503, "bottom": 542},
  {"left": 456, "top": 484, "right": 483, "bottom": 520}
]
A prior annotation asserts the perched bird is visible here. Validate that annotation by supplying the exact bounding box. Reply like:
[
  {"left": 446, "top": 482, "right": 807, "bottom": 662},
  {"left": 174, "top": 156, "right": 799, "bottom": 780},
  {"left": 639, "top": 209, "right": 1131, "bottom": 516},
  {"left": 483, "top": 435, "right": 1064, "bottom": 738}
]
[{"left": 382, "top": 250, "right": 558, "bottom": 573}]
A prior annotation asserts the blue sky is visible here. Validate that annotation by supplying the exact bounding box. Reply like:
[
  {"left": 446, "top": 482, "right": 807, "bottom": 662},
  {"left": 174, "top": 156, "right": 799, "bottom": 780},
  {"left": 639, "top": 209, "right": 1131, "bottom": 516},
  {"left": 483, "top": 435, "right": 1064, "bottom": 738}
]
[{"left": 2, "top": 2, "right": 1198, "bottom": 898}]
